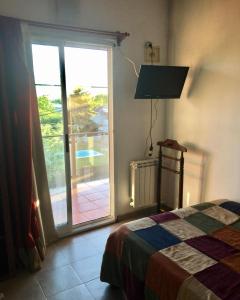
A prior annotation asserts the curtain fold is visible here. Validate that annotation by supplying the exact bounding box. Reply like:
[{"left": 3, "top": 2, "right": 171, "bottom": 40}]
[
  {"left": 0, "top": 16, "right": 46, "bottom": 273},
  {"left": 21, "top": 23, "right": 58, "bottom": 245}
]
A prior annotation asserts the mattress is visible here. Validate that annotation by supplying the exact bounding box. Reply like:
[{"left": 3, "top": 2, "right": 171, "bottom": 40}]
[{"left": 100, "top": 200, "right": 240, "bottom": 300}]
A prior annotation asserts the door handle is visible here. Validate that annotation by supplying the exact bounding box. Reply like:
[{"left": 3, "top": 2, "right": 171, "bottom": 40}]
[{"left": 65, "top": 134, "right": 69, "bottom": 153}]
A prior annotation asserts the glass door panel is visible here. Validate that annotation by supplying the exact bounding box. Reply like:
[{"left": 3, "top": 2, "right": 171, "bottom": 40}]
[
  {"left": 32, "top": 42, "right": 113, "bottom": 232},
  {"left": 32, "top": 44, "right": 68, "bottom": 227},
  {"left": 64, "top": 46, "right": 110, "bottom": 225}
]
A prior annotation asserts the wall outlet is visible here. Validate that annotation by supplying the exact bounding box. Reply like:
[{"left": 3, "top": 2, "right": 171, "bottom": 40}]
[{"left": 144, "top": 46, "right": 160, "bottom": 63}]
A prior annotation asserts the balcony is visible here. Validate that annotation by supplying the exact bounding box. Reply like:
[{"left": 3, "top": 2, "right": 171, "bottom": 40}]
[
  {"left": 51, "top": 178, "right": 110, "bottom": 225},
  {"left": 42, "top": 132, "right": 110, "bottom": 226}
]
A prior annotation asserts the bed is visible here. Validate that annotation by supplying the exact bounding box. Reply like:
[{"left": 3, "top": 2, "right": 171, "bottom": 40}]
[{"left": 100, "top": 199, "right": 240, "bottom": 300}]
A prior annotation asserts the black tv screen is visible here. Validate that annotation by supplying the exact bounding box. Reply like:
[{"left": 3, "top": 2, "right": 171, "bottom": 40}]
[{"left": 134, "top": 65, "right": 189, "bottom": 99}]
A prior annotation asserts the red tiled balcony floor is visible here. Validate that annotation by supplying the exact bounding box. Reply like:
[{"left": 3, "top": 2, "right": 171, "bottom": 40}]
[{"left": 51, "top": 179, "right": 110, "bottom": 226}]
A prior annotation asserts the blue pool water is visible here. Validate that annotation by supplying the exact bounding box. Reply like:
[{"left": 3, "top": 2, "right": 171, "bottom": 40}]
[{"left": 76, "top": 149, "right": 103, "bottom": 158}]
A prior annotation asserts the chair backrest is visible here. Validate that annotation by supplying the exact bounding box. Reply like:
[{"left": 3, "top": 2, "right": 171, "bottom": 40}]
[{"left": 157, "top": 139, "right": 187, "bottom": 211}]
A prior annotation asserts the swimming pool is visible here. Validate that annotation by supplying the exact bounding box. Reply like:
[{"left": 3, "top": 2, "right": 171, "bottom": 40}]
[{"left": 75, "top": 149, "right": 103, "bottom": 158}]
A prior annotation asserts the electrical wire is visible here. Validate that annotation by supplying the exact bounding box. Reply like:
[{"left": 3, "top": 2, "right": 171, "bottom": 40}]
[
  {"left": 117, "top": 47, "right": 140, "bottom": 78},
  {"left": 117, "top": 44, "right": 160, "bottom": 158},
  {"left": 124, "top": 56, "right": 139, "bottom": 78},
  {"left": 149, "top": 98, "right": 153, "bottom": 156},
  {"left": 148, "top": 44, "right": 154, "bottom": 157},
  {"left": 144, "top": 100, "right": 159, "bottom": 158}
]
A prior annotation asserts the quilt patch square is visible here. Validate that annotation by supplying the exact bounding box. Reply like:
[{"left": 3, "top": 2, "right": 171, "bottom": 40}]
[
  {"left": 172, "top": 207, "right": 198, "bottom": 218},
  {"left": 195, "top": 263, "right": 240, "bottom": 300},
  {"left": 186, "top": 235, "right": 238, "bottom": 260},
  {"left": 185, "top": 212, "right": 224, "bottom": 234},
  {"left": 177, "top": 276, "right": 221, "bottom": 300},
  {"left": 125, "top": 217, "right": 156, "bottom": 231},
  {"left": 212, "top": 227, "right": 240, "bottom": 250},
  {"left": 160, "top": 242, "right": 216, "bottom": 274},
  {"left": 203, "top": 206, "right": 239, "bottom": 225},
  {"left": 231, "top": 219, "right": 240, "bottom": 231},
  {"left": 145, "top": 252, "right": 190, "bottom": 300},
  {"left": 192, "top": 202, "right": 216, "bottom": 211},
  {"left": 150, "top": 211, "right": 180, "bottom": 223},
  {"left": 220, "top": 201, "right": 240, "bottom": 215},
  {"left": 121, "top": 232, "right": 156, "bottom": 281},
  {"left": 135, "top": 225, "right": 181, "bottom": 250},
  {"left": 160, "top": 219, "right": 205, "bottom": 241},
  {"left": 105, "top": 225, "right": 130, "bottom": 257},
  {"left": 221, "top": 253, "right": 240, "bottom": 273},
  {"left": 122, "top": 264, "right": 145, "bottom": 300}
]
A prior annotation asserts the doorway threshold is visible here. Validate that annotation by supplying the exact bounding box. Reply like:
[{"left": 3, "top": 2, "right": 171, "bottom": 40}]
[{"left": 57, "top": 215, "right": 116, "bottom": 239}]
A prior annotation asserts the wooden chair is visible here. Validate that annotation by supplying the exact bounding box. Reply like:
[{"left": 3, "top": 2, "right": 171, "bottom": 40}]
[{"left": 157, "top": 139, "right": 187, "bottom": 212}]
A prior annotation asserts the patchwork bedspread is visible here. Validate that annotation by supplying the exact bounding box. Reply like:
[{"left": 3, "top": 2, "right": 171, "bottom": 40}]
[{"left": 100, "top": 200, "right": 240, "bottom": 300}]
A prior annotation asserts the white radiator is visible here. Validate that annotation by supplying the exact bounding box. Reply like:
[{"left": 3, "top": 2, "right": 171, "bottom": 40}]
[{"left": 130, "top": 158, "right": 158, "bottom": 208}]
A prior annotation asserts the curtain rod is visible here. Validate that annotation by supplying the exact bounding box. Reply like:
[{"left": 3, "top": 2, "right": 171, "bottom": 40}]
[{"left": 2, "top": 15, "right": 130, "bottom": 46}]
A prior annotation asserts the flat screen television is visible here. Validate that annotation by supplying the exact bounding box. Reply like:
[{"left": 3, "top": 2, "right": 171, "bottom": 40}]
[{"left": 134, "top": 65, "right": 189, "bottom": 99}]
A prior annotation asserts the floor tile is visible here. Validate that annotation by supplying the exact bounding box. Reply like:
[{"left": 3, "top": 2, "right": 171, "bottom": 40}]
[
  {"left": 86, "top": 278, "right": 125, "bottom": 300},
  {"left": 71, "top": 254, "right": 103, "bottom": 283},
  {"left": 39, "top": 244, "right": 69, "bottom": 272},
  {"left": 93, "top": 199, "right": 109, "bottom": 208},
  {"left": 0, "top": 272, "right": 46, "bottom": 300},
  {"left": 83, "top": 224, "right": 120, "bottom": 240},
  {"left": 61, "top": 238, "right": 100, "bottom": 262},
  {"left": 48, "top": 284, "right": 94, "bottom": 300},
  {"left": 95, "top": 186, "right": 109, "bottom": 192},
  {"left": 51, "top": 179, "right": 110, "bottom": 225},
  {"left": 101, "top": 191, "right": 109, "bottom": 198},
  {"left": 78, "top": 189, "right": 97, "bottom": 196},
  {"left": 36, "top": 265, "right": 81, "bottom": 297},
  {"left": 87, "top": 235, "right": 108, "bottom": 252},
  {"left": 0, "top": 222, "right": 131, "bottom": 300},
  {"left": 85, "top": 192, "right": 105, "bottom": 201},
  {"left": 73, "top": 214, "right": 91, "bottom": 225},
  {"left": 75, "top": 196, "right": 90, "bottom": 204},
  {"left": 77, "top": 202, "right": 99, "bottom": 212},
  {"left": 75, "top": 183, "right": 92, "bottom": 192}
]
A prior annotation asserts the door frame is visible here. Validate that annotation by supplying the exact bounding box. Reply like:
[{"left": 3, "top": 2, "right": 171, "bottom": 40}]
[{"left": 30, "top": 31, "right": 116, "bottom": 237}]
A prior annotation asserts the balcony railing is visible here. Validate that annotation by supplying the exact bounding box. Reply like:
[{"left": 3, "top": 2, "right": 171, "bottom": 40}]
[{"left": 42, "top": 131, "right": 109, "bottom": 189}]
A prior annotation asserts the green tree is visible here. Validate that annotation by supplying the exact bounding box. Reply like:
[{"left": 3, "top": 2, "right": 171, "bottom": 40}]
[
  {"left": 36, "top": 90, "right": 109, "bottom": 188},
  {"left": 37, "top": 95, "right": 65, "bottom": 187},
  {"left": 38, "top": 95, "right": 63, "bottom": 136},
  {"left": 90, "top": 94, "right": 108, "bottom": 111},
  {"left": 69, "top": 87, "right": 102, "bottom": 133}
]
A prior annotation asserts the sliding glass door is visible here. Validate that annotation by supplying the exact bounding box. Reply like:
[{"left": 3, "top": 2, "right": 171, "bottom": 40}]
[
  {"left": 64, "top": 46, "right": 110, "bottom": 225},
  {"left": 32, "top": 44, "right": 68, "bottom": 226},
  {"left": 31, "top": 42, "right": 113, "bottom": 233}
]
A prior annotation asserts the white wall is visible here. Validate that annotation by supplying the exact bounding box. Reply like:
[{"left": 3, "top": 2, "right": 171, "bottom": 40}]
[
  {"left": 0, "top": 0, "right": 168, "bottom": 215},
  {"left": 167, "top": 0, "right": 240, "bottom": 206}
]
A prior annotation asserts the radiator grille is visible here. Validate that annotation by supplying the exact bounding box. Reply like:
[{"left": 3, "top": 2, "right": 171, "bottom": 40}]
[{"left": 130, "top": 158, "right": 158, "bottom": 208}]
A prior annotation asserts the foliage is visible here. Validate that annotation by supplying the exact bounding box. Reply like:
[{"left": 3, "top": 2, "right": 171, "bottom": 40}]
[
  {"left": 37, "top": 88, "right": 108, "bottom": 188},
  {"left": 38, "top": 95, "right": 63, "bottom": 136},
  {"left": 68, "top": 87, "right": 108, "bottom": 133},
  {"left": 90, "top": 93, "right": 108, "bottom": 111},
  {"left": 68, "top": 87, "right": 97, "bottom": 133}
]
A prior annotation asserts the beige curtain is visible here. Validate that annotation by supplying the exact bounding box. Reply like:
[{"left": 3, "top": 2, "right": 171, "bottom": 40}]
[{"left": 21, "top": 23, "right": 58, "bottom": 246}]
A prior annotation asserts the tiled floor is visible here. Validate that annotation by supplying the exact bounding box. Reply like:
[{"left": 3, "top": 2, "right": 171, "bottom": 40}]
[
  {"left": 0, "top": 224, "right": 125, "bottom": 300},
  {"left": 51, "top": 179, "right": 110, "bottom": 226}
]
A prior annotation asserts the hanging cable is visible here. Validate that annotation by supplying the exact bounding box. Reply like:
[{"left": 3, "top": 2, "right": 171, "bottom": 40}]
[
  {"left": 148, "top": 43, "right": 154, "bottom": 157},
  {"left": 117, "top": 47, "right": 140, "bottom": 77},
  {"left": 144, "top": 100, "right": 159, "bottom": 158},
  {"left": 117, "top": 43, "right": 159, "bottom": 158},
  {"left": 148, "top": 99, "right": 153, "bottom": 156},
  {"left": 124, "top": 56, "right": 139, "bottom": 78}
]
